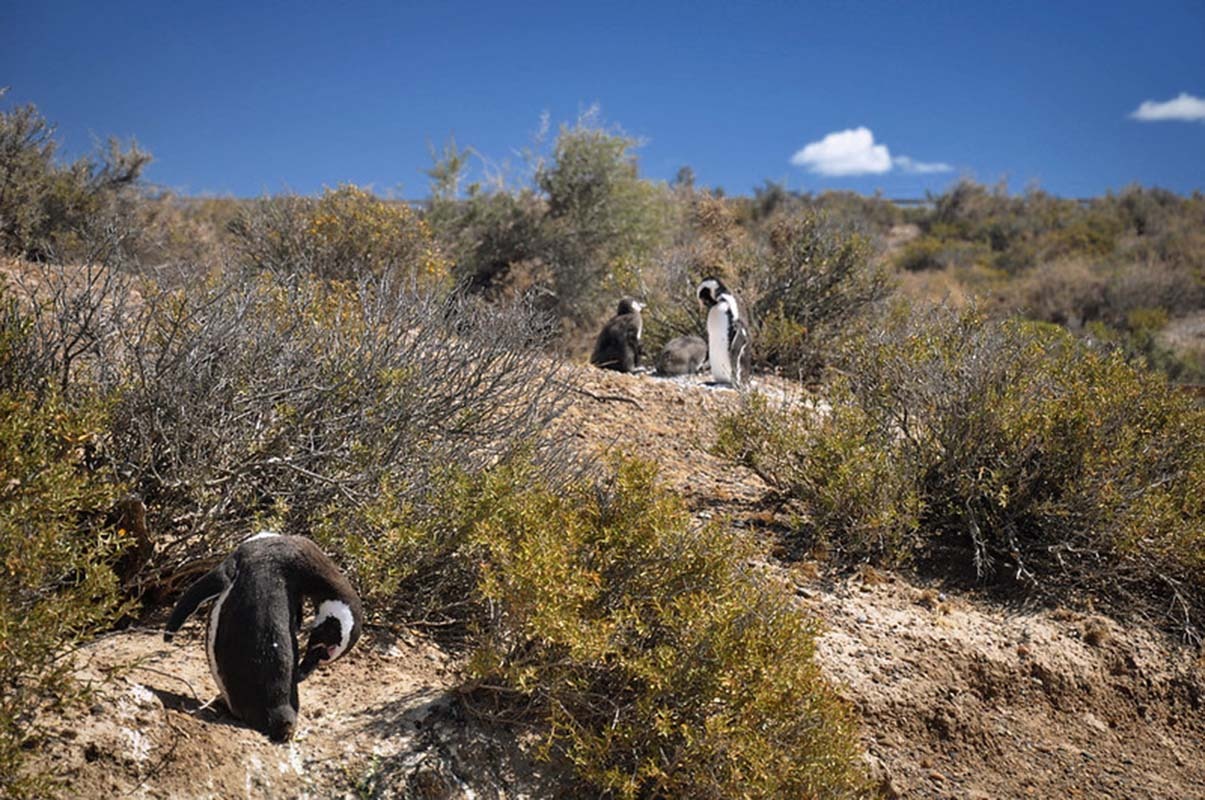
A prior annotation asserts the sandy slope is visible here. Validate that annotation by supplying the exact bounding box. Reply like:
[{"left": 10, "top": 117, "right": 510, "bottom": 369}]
[{"left": 28, "top": 362, "right": 1205, "bottom": 799}]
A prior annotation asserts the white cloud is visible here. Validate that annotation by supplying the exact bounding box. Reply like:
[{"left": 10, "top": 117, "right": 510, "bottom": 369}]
[
  {"left": 790, "top": 127, "right": 892, "bottom": 176},
  {"left": 790, "top": 127, "right": 952, "bottom": 177},
  {"left": 892, "top": 155, "right": 953, "bottom": 174},
  {"left": 1130, "top": 92, "right": 1205, "bottom": 122}
]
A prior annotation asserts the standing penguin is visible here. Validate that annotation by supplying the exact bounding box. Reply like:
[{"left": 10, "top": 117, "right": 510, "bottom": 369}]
[
  {"left": 696, "top": 278, "right": 752, "bottom": 387},
  {"left": 590, "top": 297, "right": 646, "bottom": 373},
  {"left": 163, "top": 533, "right": 362, "bottom": 742}
]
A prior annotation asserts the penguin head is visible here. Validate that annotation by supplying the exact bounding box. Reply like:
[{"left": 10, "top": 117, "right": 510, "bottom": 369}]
[
  {"left": 298, "top": 599, "right": 358, "bottom": 680},
  {"left": 616, "top": 297, "right": 645, "bottom": 316},
  {"left": 697, "top": 278, "right": 727, "bottom": 308}
]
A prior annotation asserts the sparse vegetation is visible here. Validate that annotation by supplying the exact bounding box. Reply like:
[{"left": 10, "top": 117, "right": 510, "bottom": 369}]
[
  {"left": 719, "top": 304, "right": 1205, "bottom": 638},
  {"left": 323, "top": 457, "right": 868, "bottom": 799},
  {"left": 0, "top": 88, "right": 150, "bottom": 264},
  {"left": 0, "top": 292, "right": 126, "bottom": 799},
  {"left": 4, "top": 90, "right": 1205, "bottom": 798}
]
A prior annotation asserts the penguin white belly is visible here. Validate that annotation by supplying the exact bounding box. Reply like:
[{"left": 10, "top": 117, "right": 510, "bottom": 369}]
[
  {"left": 707, "top": 306, "right": 734, "bottom": 384},
  {"left": 206, "top": 572, "right": 237, "bottom": 708}
]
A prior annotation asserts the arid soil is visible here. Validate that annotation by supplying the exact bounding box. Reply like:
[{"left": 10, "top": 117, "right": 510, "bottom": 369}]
[{"left": 28, "top": 363, "right": 1205, "bottom": 799}]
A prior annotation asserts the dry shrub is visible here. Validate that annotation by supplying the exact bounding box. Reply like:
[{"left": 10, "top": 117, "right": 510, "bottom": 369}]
[
  {"left": 126, "top": 193, "right": 240, "bottom": 269},
  {"left": 0, "top": 259, "right": 141, "bottom": 400},
  {"left": 639, "top": 192, "right": 759, "bottom": 356},
  {"left": 0, "top": 90, "right": 150, "bottom": 264},
  {"left": 1007, "top": 258, "right": 1109, "bottom": 328},
  {"left": 99, "top": 272, "right": 565, "bottom": 594},
  {"left": 326, "top": 457, "right": 867, "bottom": 799},
  {"left": 719, "top": 303, "right": 1205, "bottom": 639},
  {"left": 748, "top": 212, "right": 893, "bottom": 380},
  {"left": 0, "top": 295, "right": 125, "bottom": 798}
]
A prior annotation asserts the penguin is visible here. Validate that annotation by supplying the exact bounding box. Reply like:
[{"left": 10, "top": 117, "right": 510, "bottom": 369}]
[
  {"left": 696, "top": 278, "right": 752, "bottom": 387},
  {"left": 163, "top": 532, "right": 362, "bottom": 742},
  {"left": 654, "top": 335, "right": 708, "bottom": 377},
  {"left": 590, "top": 297, "right": 646, "bottom": 373}
]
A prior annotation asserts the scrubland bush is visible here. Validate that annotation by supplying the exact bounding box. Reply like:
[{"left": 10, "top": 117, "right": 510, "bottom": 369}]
[
  {"left": 431, "top": 187, "right": 549, "bottom": 297},
  {"left": 897, "top": 181, "right": 1205, "bottom": 383},
  {"left": 321, "top": 457, "right": 867, "bottom": 799},
  {"left": 0, "top": 90, "right": 150, "bottom": 263},
  {"left": 126, "top": 193, "right": 239, "bottom": 269},
  {"left": 426, "top": 111, "right": 673, "bottom": 349},
  {"left": 229, "top": 184, "right": 449, "bottom": 287},
  {"left": 638, "top": 192, "right": 759, "bottom": 355},
  {"left": 2, "top": 259, "right": 140, "bottom": 399},
  {"left": 0, "top": 298, "right": 125, "bottom": 798},
  {"left": 98, "top": 273, "right": 563, "bottom": 594},
  {"left": 720, "top": 304, "right": 1205, "bottom": 638},
  {"left": 536, "top": 113, "right": 672, "bottom": 325},
  {"left": 748, "top": 212, "right": 893, "bottom": 380}
]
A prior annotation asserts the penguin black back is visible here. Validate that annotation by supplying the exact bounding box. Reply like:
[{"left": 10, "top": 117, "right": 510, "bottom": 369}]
[
  {"left": 590, "top": 297, "right": 645, "bottom": 373},
  {"left": 164, "top": 534, "right": 362, "bottom": 742}
]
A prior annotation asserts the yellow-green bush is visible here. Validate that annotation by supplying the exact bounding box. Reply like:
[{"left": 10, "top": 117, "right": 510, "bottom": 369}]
[
  {"left": 229, "top": 184, "right": 450, "bottom": 287},
  {"left": 320, "top": 458, "right": 868, "bottom": 799},
  {"left": 0, "top": 91, "right": 150, "bottom": 263},
  {"left": 720, "top": 393, "right": 923, "bottom": 566},
  {"left": 719, "top": 304, "right": 1205, "bottom": 635},
  {"left": 0, "top": 390, "right": 124, "bottom": 798}
]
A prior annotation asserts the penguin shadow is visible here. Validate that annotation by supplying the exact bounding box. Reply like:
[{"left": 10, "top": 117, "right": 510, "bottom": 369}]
[
  {"left": 358, "top": 685, "right": 459, "bottom": 738},
  {"left": 148, "top": 687, "right": 253, "bottom": 734}
]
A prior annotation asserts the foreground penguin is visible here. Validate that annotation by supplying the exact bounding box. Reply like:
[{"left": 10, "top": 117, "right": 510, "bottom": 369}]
[
  {"left": 590, "top": 297, "right": 646, "bottom": 373},
  {"left": 697, "top": 277, "right": 752, "bottom": 387},
  {"left": 654, "top": 335, "right": 708, "bottom": 377},
  {"left": 164, "top": 533, "right": 362, "bottom": 742}
]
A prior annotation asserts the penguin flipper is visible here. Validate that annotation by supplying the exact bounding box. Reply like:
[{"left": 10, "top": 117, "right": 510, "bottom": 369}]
[
  {"left": 164, "top": 561, "right": 232, "bottom": 642},
  {"left": 729, "top": 321, "right": 752, "bottom": 387}
]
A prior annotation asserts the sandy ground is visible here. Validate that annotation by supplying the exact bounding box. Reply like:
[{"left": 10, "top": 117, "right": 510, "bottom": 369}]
[{"left": 27, "top": 361, "right": 1205, "bottom": 799}]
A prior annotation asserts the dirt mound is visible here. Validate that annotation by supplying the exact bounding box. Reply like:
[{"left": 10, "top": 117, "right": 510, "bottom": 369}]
[
  {"left": 35, "top": 623, "right": 554, "bottom": 799},
  {"left": 28, "top": 361, "right": 1205, "bottom": 798},
  {"left": 811, "top": 571, "right": 1205, "bottom": 799}
]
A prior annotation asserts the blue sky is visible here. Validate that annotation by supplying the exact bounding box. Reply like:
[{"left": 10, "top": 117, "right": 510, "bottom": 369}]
[{"left": 3, "top": 0, "right": 1203, "bottom": 199}]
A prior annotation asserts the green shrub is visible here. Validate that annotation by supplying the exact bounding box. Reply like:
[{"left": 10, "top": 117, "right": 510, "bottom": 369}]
[
  {"left": 749, "top": 212, "right": 893, "bottom": 380},
  {"left": 719, "top": 392, "right": 923, "bottom": 566},
  {"left": 320, "top": 458, "right": 868, "bottom": 799},
  {"left": 0, "top": 386, "right": 124, "bottom": 797},
  {"left": 0, "top": 89, "right": 150, "bottom": 263},
  {"left": 537, "top": 112, "right": 672, "bottom": 326},
  {"left": 425, "top": 111, "right": 673, "bottom": 343},
  {"left": 228, "top": 184, "right": 450, "bottom": 287},
  {"left": 719, "top": 304, "right": 1205, "bottom": 636}
]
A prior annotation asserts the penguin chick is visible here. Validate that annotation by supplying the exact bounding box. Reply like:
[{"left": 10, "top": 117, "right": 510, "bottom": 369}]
[
  {"left": 164, "top": 533, "right": 362, "bottom": 742},
  {"left": 654, "top": 335, "right": 708, "bottom": 377},
  {"left": 590, "top": 297, "right": 645, "bottom": 373},
  {"left": 696, "top": 278, "right": 752, "bottom": 387}
]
